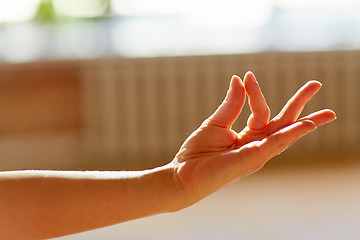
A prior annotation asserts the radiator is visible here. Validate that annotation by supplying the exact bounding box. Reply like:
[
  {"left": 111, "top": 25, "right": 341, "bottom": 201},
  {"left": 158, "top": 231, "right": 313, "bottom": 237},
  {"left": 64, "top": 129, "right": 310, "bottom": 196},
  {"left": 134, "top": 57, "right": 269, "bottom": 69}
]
[{"left": 80, "top": 51, "right": 359, "bottom": 168}]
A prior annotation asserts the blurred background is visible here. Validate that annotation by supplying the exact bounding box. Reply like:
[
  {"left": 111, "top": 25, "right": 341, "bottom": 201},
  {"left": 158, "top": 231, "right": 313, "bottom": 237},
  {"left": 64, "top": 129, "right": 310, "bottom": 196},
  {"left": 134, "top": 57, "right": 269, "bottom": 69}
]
[{"left": 0, "top": 0, "right": 359, "bottom": 239}]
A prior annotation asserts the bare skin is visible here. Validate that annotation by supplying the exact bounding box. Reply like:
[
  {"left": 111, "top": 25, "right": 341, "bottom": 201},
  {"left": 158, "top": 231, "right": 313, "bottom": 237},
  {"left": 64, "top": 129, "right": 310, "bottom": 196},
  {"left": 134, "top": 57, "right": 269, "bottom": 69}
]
[
  {"left": 0, "top": 72, "right": 336, "bottom": 239},
  {"left": 173, "top": 72, "right": 335, "bottom": 205}
]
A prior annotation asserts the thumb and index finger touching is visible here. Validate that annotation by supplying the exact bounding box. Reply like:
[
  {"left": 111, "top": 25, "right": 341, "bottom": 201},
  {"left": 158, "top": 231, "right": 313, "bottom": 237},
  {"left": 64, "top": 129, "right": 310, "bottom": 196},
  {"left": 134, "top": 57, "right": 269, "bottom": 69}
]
[
  {"left": 207, "top": 71, "right": 336, "bottom": 132},
  {"left": 202, "top": 71, "right": 336, "bottom": 179},
  {"left": 206, "top": 71, "right": 272, "bottom": 130}
]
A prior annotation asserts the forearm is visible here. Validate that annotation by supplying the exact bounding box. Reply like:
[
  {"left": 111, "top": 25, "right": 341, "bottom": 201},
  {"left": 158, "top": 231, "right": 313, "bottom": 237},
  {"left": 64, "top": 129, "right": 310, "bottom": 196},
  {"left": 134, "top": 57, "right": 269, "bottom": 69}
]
[{"left": 0, "top": 164, "right": 183, "bottom": 239}]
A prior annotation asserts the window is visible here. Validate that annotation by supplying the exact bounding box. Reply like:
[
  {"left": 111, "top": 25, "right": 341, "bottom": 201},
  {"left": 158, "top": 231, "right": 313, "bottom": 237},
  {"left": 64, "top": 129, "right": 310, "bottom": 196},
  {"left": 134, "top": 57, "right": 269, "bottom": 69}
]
[{"left": 0, "top": 0, "right": 360, "bottom": 62}]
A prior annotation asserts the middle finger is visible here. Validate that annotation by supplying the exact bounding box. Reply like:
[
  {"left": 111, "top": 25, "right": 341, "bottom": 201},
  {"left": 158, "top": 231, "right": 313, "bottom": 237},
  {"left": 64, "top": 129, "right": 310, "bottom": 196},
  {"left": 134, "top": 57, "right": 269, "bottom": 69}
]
[{"left": 266, "top": 80, "right": 322, "bottom": 134}]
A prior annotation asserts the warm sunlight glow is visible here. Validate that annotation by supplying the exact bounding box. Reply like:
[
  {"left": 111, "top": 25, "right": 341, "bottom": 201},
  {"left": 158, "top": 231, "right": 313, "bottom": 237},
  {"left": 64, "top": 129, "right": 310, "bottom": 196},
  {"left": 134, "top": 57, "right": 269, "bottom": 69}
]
[
  {"left": 179, "top": 0, "right": 272, "bottom": 28},
  {"left": 111, "top": 0, "right": 272, "bottom": 28},
  {"left": 0, "top": 0, "right": 39, "bottom": 22}
]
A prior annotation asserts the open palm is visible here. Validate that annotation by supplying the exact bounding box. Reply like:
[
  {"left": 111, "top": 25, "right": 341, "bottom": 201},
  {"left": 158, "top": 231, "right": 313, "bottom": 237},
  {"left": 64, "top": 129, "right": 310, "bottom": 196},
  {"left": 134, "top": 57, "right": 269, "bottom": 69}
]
[{"left": 172, "top": 72, "right": 336, "bottom": 206}]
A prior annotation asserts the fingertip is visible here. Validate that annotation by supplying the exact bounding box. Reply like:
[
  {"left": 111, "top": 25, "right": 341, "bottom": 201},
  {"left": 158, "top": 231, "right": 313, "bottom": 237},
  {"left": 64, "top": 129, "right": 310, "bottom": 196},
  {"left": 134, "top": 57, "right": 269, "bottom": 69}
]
[
  {"left": 324, "top": 109, "right": 337, "bottom": 120},
  {"left": 317, "top": 109, "right": 337, "bottom": 126},
  {"left": 232, "top": 74, "right": 241, "bottom": 79},
  {"left": 244, "top": 71, "right": 256, "bottom": 84},
  {"left": 300, "top": 109, "right": 337, "bottom": 127},
  {"left": 206, "top": 74, "right": 246, "bottom": 128},
  {"left": 317, "top": 109, "right": 336, "bottom": 122},
  {"left": 244, "top": 72, "right": 260, "bottom": 96},
  {"left": 245, "top": 71, "right": 255, "bottom": 78},
  {"left": 230, "top": 75, "right": 243, "bottom": 88},
  {"left": 306, "top": 80, "right": 322, "bottom": 90},
  {"left": 229, "top": 75, "right": 245, "bottom": 101}
]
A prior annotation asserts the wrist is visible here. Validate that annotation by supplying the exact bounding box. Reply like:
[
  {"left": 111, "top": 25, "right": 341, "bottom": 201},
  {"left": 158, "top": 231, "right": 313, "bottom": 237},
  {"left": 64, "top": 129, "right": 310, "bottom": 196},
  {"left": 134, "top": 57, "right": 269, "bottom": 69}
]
[{"left": 145, "top": 163, "right": 188, "bottom": 213}]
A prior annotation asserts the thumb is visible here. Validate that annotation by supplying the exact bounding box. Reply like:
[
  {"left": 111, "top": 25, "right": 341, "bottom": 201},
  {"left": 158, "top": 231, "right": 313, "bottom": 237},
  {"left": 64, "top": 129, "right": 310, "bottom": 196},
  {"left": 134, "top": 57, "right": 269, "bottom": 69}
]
[{"left": 205, "top": 75, "right": 246, "bottom": 129}]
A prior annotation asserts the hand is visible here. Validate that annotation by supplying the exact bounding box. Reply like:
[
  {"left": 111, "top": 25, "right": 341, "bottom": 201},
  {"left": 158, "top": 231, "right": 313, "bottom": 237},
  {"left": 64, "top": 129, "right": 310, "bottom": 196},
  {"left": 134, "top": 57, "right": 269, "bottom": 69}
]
[
  {"left": 0, "top": 72, "right": 336, "bottom": 239},
  {"left": 171, "top": 72, "right": 336, "bottom": 206}
]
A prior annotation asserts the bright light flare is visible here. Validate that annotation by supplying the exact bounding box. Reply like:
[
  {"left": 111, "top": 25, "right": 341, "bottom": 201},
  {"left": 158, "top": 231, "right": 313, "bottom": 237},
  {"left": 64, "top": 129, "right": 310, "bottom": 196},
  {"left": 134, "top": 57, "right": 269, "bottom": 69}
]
[
  {"left": 179, "top": 0, "right": 273, "bottom": 28},
  {"left": 111, "top": 0, "right": 273, "bottom": 28},
  {"left": 0, "top": 0, "right": 39, "bottom": 22}
]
